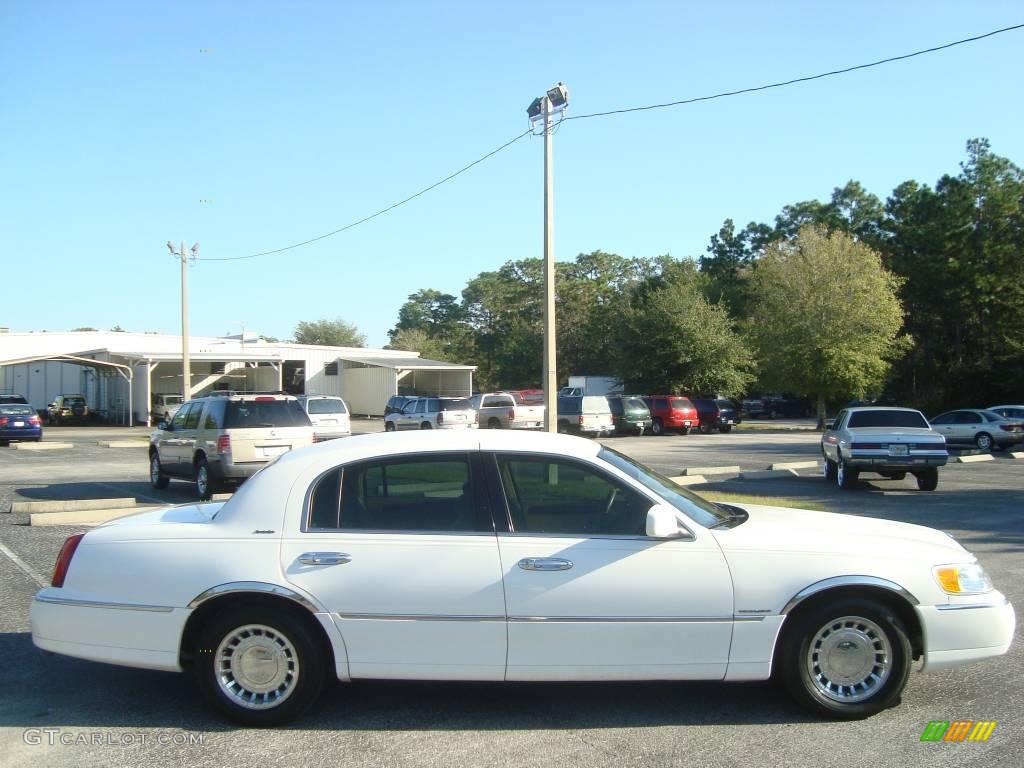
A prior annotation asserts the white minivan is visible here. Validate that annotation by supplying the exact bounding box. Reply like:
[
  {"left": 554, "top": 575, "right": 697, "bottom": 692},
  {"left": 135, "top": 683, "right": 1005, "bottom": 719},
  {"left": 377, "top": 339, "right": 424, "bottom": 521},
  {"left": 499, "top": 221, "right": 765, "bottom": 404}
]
[{"left": 296, "top": 395, "right": 352, "bottom": 441}]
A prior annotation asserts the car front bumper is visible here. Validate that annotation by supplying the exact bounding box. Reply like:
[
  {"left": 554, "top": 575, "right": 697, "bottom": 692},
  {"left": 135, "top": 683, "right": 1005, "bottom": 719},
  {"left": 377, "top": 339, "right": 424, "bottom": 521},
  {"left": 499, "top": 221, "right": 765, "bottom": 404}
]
[{"left": 918, "top": 592, "right": 1016, "bottom": 671}]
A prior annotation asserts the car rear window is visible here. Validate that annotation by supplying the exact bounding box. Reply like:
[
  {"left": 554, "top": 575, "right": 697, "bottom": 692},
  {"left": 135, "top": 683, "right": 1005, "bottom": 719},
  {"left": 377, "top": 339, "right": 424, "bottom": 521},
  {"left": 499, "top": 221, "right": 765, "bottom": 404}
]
[
  {"left": 66, "top": 397, "right": 86, "bottom": 406},
  {"left": 0, "top": 395, "right": 28, "bottom": 404},
  {"left": 670, "top": 398, "right": 692, "bottom": 410},
  {"left": 308, "top": 398, "right": 348, "bottom": 415},
  {"left": 225, "top": 400, "right": 311, "bottom": 428},
  {"left": 438, "top": 398, "right": 473, "bottom": 411},
  {"left": 623, "top": 398, "right": 648, "bottom": 411},
  {"left": 847, "top": 410, "right": 929, "bottom": 429},
  {"left": 0, "top": 405, "right": 35, "bottom": 416}
]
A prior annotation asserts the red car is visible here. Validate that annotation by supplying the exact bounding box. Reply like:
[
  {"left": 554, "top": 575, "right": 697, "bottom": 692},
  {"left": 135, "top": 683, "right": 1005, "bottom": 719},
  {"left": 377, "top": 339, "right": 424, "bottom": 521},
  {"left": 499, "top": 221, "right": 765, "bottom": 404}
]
[{"left": 642, "top": 396, "right": 698, "bottom": 435}]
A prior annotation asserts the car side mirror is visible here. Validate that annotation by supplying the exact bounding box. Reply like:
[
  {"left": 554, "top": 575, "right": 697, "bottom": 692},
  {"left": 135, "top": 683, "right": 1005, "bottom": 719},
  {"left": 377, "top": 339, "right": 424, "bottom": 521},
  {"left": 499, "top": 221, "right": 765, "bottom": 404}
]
[
  {"left": 646, "top": 504, "right": 684, "bottom": 538},
  {"left": 159, "top": 421, "right": 171, "bottom": 430}
]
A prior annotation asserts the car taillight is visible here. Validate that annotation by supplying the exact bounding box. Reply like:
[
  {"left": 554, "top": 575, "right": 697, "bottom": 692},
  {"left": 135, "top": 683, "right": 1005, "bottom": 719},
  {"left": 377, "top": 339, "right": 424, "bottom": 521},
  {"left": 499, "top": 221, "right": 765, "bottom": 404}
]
[
  {"left": 0, "top": 417, "right": 7, "bottom": 427},
  {"left": 1000, "top": 423, "right": 1023, "bottom": 432},
  {"left": 217, "top": 435, "right": 231, "bottom": 453},
  {"left": 578, "top": 415, "right": 584, "bottom": 425},
  {"left": 437, "top": 412, "right": 444, "bottom": 425},
  {"left": 52, "top": 533, "right": 85, "bottom": 588},
  {"left": 254, "top": 396, "right": 275, "bottom": 402},
  {"left": 508, "top": 409, "right": 515, "bottom": 421},
  {"left": 29, "top": 415, "right": 41, "bottom": 425}
]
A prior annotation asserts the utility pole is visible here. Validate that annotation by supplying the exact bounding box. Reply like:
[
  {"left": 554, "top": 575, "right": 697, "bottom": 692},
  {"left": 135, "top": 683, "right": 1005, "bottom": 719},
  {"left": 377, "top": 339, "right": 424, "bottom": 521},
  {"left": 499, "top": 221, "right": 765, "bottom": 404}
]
[
  {"left": 527, "top": 83, "right": 569, "bottom": 432},
  {"left": 167, "top": 241, "right": 199, "bottom": 401}
]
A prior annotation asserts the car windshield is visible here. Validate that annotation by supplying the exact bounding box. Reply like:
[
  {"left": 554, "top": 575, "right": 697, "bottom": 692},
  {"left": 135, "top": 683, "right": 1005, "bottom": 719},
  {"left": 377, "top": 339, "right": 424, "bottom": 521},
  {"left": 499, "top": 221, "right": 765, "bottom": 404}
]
[
  {"left": 224, "top": 400, "right": 311, "bottom": 428},
  {"left": 847, "top": 410, "right": 929, "bottom": 428},
  {"left": 598, "top": 446, "right": 730, "bottom": 528},
  {"left": 308, "top": 398, "right": 347, "bottom": 414}
]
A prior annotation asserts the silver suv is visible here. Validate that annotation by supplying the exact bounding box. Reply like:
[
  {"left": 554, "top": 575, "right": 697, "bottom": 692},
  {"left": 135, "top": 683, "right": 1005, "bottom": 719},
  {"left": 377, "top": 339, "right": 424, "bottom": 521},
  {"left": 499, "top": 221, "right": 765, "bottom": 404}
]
[{"left": 149, "top": 392, "right": 314, "bottom": 499}]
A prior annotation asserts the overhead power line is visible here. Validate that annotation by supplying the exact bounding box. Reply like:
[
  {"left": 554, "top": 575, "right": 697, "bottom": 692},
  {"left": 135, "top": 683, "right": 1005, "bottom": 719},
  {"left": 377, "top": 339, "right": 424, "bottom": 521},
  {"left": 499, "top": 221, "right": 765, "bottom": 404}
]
[
  {"left": 567, "top": 23, "right": 1024, "bottom": 121},
  {"left": 204, "top": 22, "right": 1022, "bottom": 262}
]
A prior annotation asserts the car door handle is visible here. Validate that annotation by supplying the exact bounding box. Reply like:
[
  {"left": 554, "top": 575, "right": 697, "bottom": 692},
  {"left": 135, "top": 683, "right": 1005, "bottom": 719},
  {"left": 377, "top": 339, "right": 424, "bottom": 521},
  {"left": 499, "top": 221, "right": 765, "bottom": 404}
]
[
  {"left": 298, "top": 552, "right": 352, "bottom": 566},
  {"left": 518, "top": 557, "right": 573, "bottom": 571}
]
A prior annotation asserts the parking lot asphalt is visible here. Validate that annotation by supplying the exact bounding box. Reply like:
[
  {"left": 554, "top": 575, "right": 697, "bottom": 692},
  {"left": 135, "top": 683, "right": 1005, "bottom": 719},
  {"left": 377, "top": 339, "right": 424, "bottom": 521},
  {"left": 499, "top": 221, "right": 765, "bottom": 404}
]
[{"left": 0, "top": 425, "right": 1021, "bottom": 768}]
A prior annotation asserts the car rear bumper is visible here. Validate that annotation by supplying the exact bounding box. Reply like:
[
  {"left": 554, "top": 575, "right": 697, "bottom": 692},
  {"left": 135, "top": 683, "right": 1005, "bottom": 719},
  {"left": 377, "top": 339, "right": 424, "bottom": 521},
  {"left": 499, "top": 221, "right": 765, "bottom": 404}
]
[
  {"left": 31, "top": 592, "right": 187, "bottom": 673},
  {"left": 0, "top": 427, "right": 42, "bottom": 441},
  {"left": 314, "top": 428, "right": 353, "bottom": 441},
  {"left": 847, "top": 453, "right": 948, "bottom": 470},
  {"left": 919, "top": 594, "right": 1015, "bottom": 671}
]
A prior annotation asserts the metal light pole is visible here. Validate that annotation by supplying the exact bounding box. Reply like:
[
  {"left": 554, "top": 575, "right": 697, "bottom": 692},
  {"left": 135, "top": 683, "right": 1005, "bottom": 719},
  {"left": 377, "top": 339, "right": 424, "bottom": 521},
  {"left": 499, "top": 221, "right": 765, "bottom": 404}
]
[
  {"left": 528, "top": 83, "right": 569, "bottom": 432},
  {"left": 167, "top": 241, "right": 199, "bottom": 402}
]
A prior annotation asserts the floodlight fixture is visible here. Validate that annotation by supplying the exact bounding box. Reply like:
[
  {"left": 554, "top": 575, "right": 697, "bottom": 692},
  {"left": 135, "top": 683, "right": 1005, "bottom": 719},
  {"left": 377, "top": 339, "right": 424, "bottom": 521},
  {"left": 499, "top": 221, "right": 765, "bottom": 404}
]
[
  {"left": 191, "top": 242, "right": 200, "bottom": 257},
  {"left": 167, "top": 241, "right": 175, "bottom": 254},
  {"left": 546, "top": 82, "right": 569, "bottom": 109},
  {"left": 527, "top": 97, "right": 544, "bottom": 120}
]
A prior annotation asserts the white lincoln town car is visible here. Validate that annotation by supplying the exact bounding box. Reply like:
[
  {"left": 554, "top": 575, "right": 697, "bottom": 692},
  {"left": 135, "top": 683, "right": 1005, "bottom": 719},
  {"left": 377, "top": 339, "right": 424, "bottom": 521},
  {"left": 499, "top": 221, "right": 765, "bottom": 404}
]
[{"left": 31, "top": 431, "right": 1015, "bottom": 726}]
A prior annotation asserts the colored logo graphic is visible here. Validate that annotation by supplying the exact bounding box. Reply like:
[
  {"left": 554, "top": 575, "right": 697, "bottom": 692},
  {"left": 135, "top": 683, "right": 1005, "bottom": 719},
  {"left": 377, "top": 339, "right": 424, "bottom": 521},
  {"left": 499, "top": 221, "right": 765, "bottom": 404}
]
[{"left": 920, "top": 721, "right": 996, "bottom": 742}]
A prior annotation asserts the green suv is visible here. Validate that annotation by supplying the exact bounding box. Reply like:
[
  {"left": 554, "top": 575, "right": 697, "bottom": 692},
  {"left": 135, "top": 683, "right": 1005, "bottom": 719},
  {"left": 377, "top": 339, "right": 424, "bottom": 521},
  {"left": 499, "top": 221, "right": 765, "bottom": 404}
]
[{"left": 607, "top": 395, "right": 653, "bottom": 436}]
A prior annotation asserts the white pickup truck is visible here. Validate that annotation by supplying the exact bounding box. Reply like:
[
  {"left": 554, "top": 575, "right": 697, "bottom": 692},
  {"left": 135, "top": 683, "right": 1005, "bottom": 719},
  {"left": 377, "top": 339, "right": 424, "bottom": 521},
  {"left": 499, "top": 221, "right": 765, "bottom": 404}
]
[
  {"left": 470, "top": 392, "right": 545, "bottom": 430},
  {"left": 821, "top": 406, "right": 948, "bottom": 491}
]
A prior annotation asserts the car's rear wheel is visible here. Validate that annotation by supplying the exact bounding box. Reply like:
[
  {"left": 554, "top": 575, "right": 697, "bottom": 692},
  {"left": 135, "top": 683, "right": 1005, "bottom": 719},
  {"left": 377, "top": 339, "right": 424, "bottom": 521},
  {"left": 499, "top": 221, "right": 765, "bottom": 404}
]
[
  {"left": 698, "top": 423, "right": 712, "bottom": 435},
  {"left": 194, "top": 606, "right": 324, "bottom": 726},
  {"left": 384, "top": 422, "right": 395, "bottom": 432},
  {"left": 975, "top": 432, "right": 993, "bottom": 452},
  {"left": 420, "top": 422, "right": 432, "bottom": 430},
  {"left": 837, "top": 457, "right": 858, "bottom": 489},
  {"left": 777, "top": 598, "right": 911, "bottom": 719},
  {"left": 150, "top": 453, "right": 170, "bottom": 489},
  {"left": 195, "top": 457, "right": 213, "bottom": 500},
  {"left": 915, "top": 468, "right": 939, "bottom": 491}
]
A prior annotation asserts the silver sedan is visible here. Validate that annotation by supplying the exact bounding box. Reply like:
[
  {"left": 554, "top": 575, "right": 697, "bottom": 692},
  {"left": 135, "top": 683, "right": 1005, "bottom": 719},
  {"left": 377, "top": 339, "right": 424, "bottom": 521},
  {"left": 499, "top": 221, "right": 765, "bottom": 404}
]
[{"left": 930, "top": 409, "right": 1024, "bottom": 451}]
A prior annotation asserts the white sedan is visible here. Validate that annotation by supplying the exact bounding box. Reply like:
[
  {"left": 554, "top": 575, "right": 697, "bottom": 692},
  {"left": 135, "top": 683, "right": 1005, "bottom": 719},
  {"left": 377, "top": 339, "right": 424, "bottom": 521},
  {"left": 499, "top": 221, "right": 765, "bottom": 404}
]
[{"left": 31, "top": 431, "right": 1015, "bottom": 726}]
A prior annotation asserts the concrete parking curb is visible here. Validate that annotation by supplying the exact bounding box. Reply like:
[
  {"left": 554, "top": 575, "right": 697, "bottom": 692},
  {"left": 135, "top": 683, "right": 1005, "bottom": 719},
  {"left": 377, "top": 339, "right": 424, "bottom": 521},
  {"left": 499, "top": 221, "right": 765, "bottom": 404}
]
[
  {"left": 740, "top": 469, "right": 800, "bottom": 480},
  {"left": 1008, "top": 451, "right": 1024, "bottom": 460},
  {"left": 680, "top": 466, "right": 740, "bottom": 476},
  {"left": 11, "top": 442, "right": 74, "bottom": 451},
  {"left": 11, "top": 498, "right": 137, "bottom": 514},
  {"left": 97, "top": 441, "right": 149, "bottom": 448},
  {"left": 956, "top": 454, "right": 995, "bottom": 463},
  {"left": 768, "top": 460, "right": 820, "bottom": 470},
  {"left": 31, "top": 506, "right": 163, "bottom": 527},
  {"left": 668, "top": 475, "right": 708, "bottom": 486}
]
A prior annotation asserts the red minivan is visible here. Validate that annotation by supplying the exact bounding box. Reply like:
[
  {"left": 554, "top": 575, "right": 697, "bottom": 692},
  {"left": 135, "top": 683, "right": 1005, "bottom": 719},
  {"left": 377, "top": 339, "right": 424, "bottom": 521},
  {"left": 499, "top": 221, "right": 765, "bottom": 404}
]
[{"left": 642, "top": 396, "right": 699, "bottom": 435}]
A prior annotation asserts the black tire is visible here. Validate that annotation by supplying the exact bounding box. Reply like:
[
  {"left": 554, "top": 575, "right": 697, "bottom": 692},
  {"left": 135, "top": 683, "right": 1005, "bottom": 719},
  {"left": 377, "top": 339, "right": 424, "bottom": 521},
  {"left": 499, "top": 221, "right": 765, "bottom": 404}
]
[
  {"left": 915, "top": 468, "right": 939, "bottom": 491},
  {"left": 420, "top": 422, "right": 432, "bottom": 430},
  {"left": 651, "top": 418, "right": 664, "bottom": 436},
  {"left": 776, "top": 598, "right": 911, "bottom": 719},
  {"left": 837, "top": 457, "right": 858, "bottom": 490},
  {"left": 488, "top": 417, "right": 502, "bottom": 429},
  {"left": 823, "top": 454, "right": 837, "bottom": 481},
  {"left": 150, "top": 452, "right": 170, "bottom": 489},
  {"left": 975, "top": 432, "right": 993, "bottom": 452},
  {"left": 195, "top": 456, "right": 213, "bottom": 500},
  {"left": 384, "top": 422, "right": 396, "bottom": 432},
  {"left": 698, "top": 423, "right": 712, "bottom": 435},
  {"left": 193, "top": 605, "right": 324, "bottom": 726},
  {"left": 720, "top": 425, "right": 732, "bottom": 434}
]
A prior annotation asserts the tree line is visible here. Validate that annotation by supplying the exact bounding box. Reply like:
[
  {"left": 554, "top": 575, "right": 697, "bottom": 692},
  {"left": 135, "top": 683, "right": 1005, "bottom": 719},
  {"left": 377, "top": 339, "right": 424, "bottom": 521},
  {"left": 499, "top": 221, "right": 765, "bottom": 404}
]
[{"left": 323, "top": 138, "right": 1024, "bottom": 416}]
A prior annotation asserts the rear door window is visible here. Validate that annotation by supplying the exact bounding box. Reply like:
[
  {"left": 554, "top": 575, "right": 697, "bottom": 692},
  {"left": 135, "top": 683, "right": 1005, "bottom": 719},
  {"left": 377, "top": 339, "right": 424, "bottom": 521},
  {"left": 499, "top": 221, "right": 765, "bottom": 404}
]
[
  {"left": 308, "top": 398, "right": 348, "bottom": 415},
  {"left": 225, "top": 400, "right": 311, "bottom": 428}
]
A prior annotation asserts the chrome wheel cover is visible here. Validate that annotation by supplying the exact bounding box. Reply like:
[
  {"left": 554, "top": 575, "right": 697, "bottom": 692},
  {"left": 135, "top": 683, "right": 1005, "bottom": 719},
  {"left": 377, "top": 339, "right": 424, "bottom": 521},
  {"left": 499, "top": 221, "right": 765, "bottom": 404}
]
[
  {"left": 215, "top": 624, "right": 300, "bottom": 710},
  {"left": 806, "top": 615, "right": 892, "bottom": 703},
  {"left": 196, "top": 464, "right": 209, "bottom": 496},
  {"left": 836, "top": 459, "right": 845, "bottom": 486},
  {"left": 150, "top": 455, "right": 161, "bottom": 483}
]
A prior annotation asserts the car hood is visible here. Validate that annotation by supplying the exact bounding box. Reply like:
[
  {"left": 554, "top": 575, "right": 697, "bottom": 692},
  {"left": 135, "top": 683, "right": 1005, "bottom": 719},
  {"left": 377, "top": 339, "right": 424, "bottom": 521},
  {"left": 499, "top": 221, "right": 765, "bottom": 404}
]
[{"left": 711, "top": 503, "right": 966, "bottom": 561}]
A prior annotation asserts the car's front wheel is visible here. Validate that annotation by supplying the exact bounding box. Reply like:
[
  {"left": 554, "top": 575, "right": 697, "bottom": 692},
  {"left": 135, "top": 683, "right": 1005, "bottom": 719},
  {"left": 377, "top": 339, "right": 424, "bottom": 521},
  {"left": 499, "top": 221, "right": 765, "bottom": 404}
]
[
  {"left": 194, "top": 606, "right": 324, "bottom": 726},
  {"left": 384, "top": 422, "right": 396, "bottom": 432},
  {"left": 150, "top": 453, "right": 170, "bottom": 489},
  {"left": 777, "top": 598, "right": 911, "bottom": 719},
  {"left": 650, "top": 418, "right": 663, "bottom": 436},
  {"left": 975, "top": 432, "right": 994, "bottom": 452},
  {"left": 823, "top": 454, "right": 837, "bottom": 481}
]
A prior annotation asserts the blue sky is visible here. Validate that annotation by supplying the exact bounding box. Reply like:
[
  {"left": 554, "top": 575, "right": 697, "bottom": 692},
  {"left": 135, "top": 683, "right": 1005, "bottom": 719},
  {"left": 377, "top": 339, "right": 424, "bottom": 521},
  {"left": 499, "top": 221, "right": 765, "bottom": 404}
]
[{"left": 2, "top": 1, "right": 1021, "bottom": 348}]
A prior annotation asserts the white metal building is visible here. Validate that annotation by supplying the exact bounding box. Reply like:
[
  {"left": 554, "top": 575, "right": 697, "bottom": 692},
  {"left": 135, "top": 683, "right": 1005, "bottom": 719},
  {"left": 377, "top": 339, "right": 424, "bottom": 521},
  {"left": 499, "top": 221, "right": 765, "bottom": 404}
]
[{"left": 0, "top": 330, "right": 475, "bottom": 424}]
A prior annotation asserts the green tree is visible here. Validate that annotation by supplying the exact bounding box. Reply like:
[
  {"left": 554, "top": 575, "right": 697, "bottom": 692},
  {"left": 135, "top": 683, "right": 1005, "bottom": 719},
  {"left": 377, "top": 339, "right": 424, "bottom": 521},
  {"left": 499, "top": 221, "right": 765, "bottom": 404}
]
[
  {"left": 614, "top": 268, "right": 756, "bottom": 396},
  {"left": 386, "top": 327, "right": 452, "bottom": 362},
  {"left": 293, "top": 318, "right": 366, "bottom": 347},
  {"left": 749, "top": 226, "right": 908, "bottom": 426},
  {"left": 70, "top": 326, "right": 98, "bottom": 331}
]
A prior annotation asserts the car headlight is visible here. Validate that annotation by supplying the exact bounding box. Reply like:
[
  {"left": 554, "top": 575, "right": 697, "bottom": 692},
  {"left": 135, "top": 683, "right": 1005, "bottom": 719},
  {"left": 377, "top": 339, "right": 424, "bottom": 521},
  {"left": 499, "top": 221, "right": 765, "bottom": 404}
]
[{"left": 934, "top": 563, "right": 993, "bottom": 595}]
